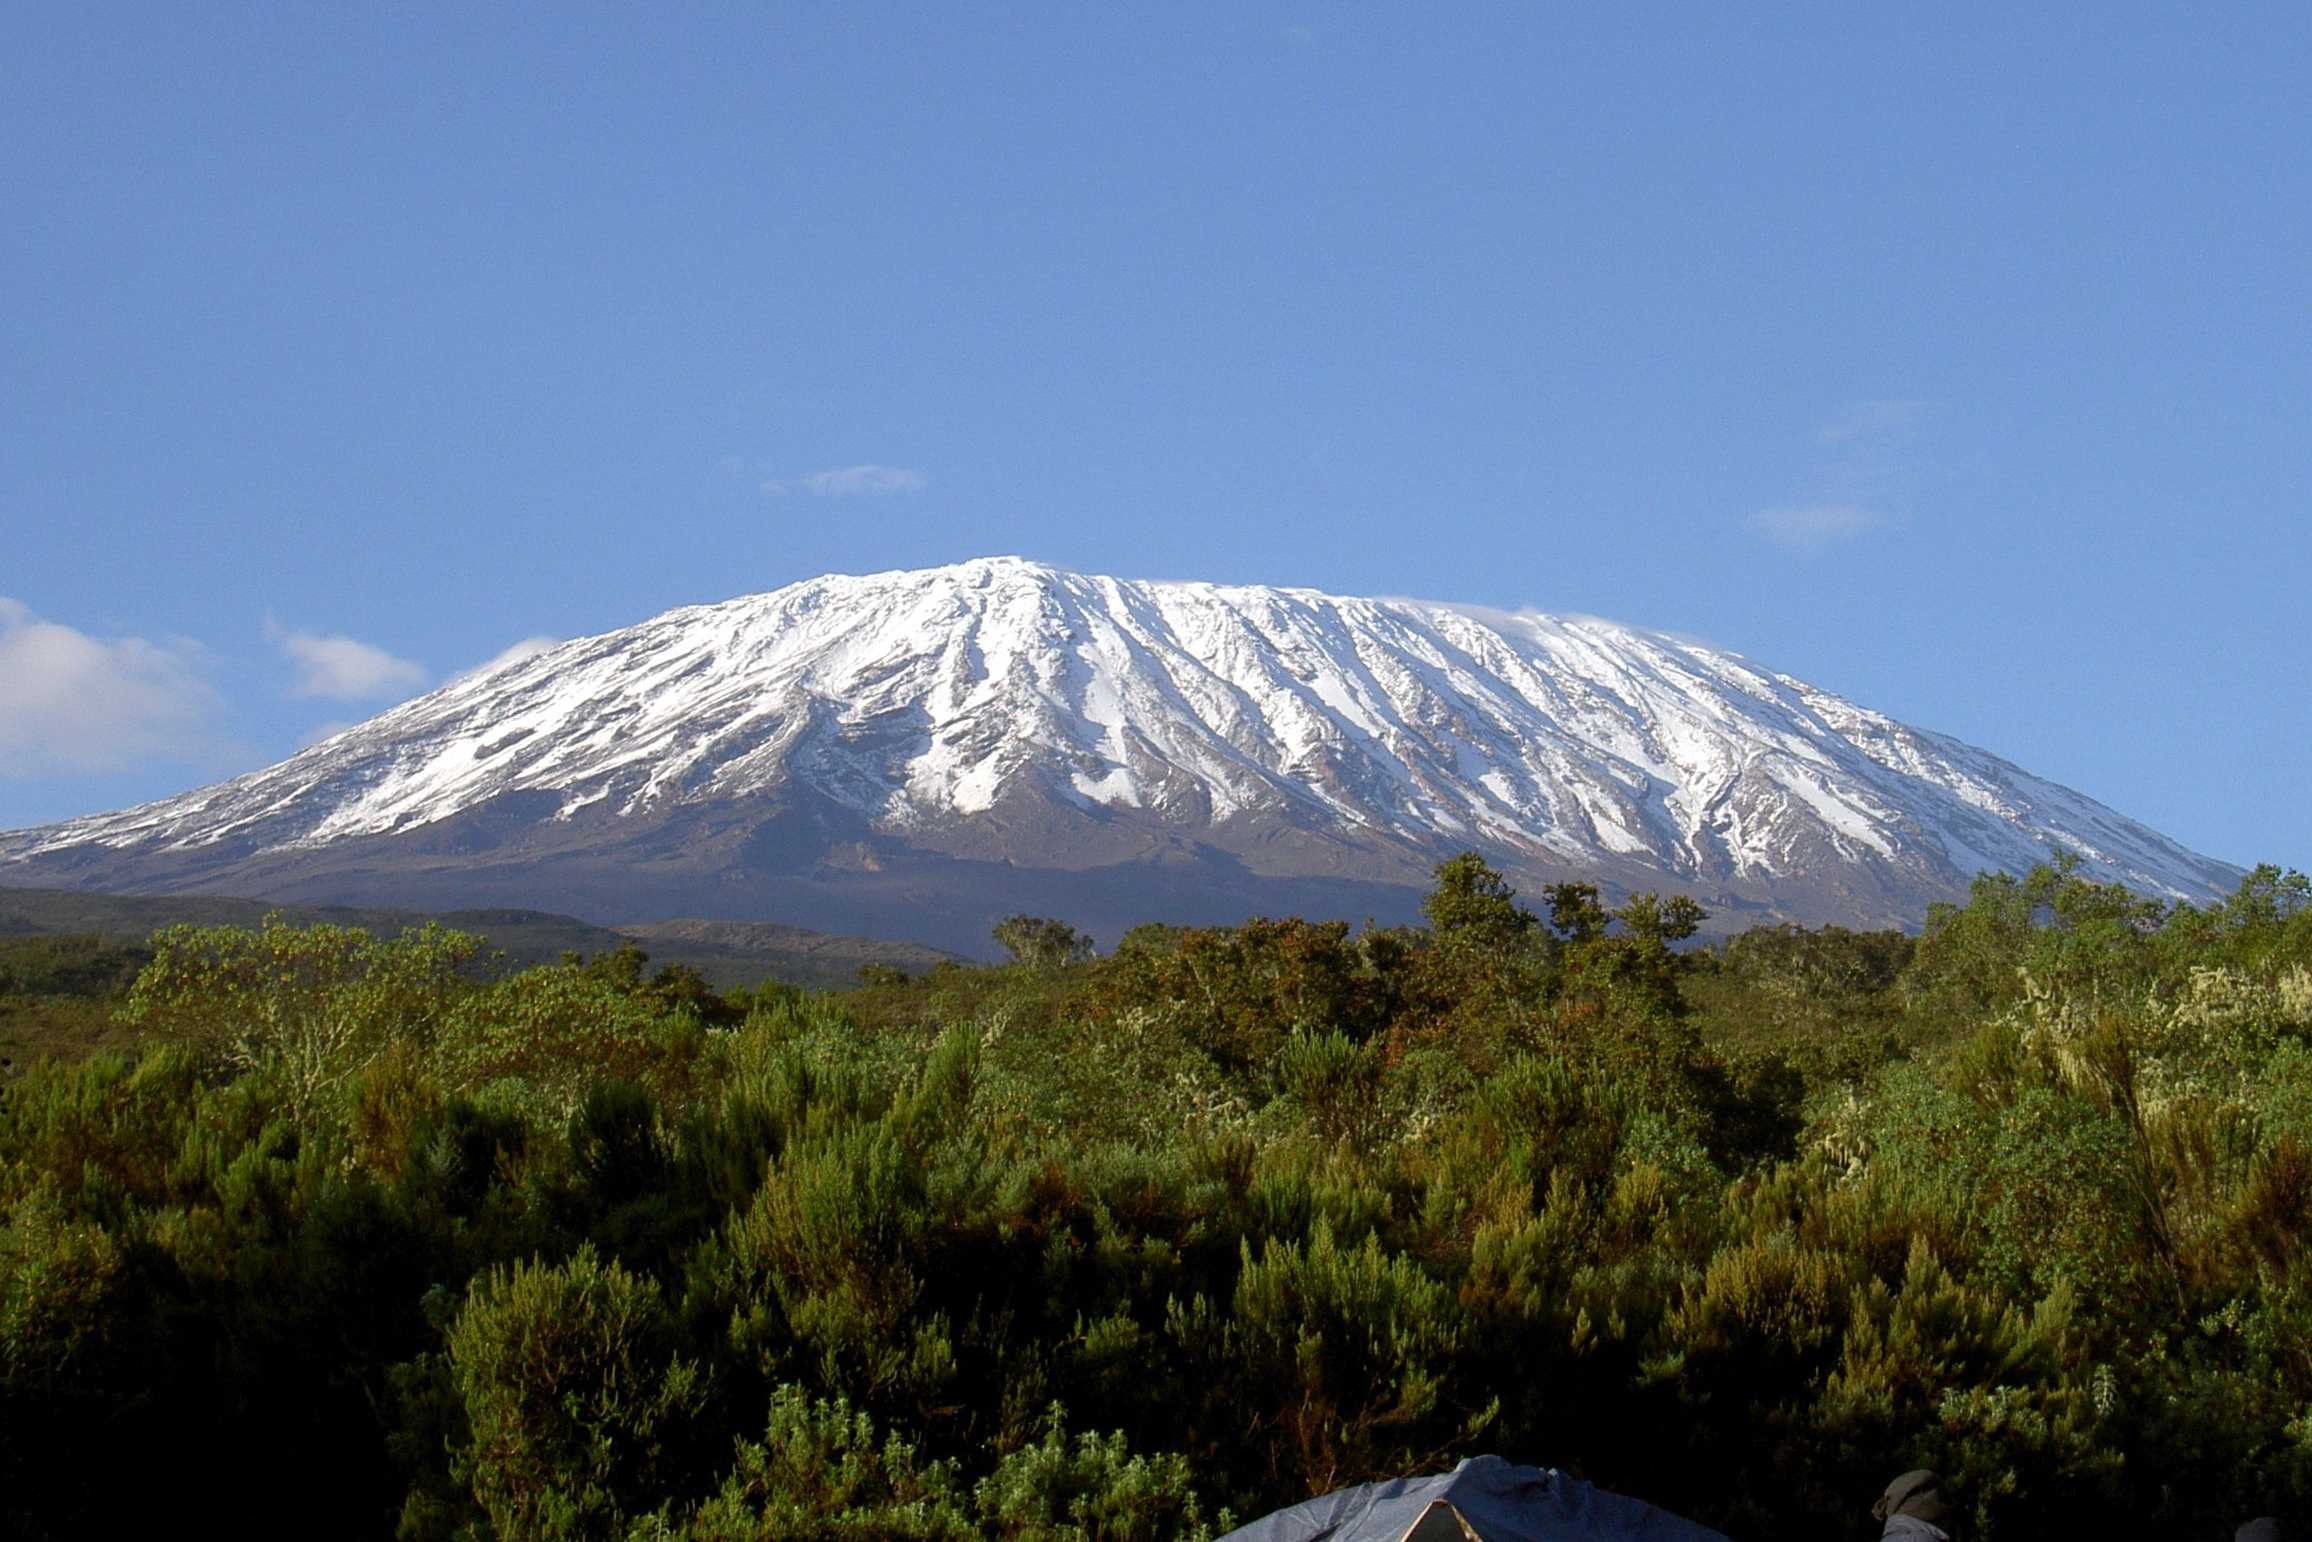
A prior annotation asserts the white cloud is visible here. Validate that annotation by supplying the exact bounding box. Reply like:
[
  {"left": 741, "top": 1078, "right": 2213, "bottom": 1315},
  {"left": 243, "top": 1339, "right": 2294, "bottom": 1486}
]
[
  {"left": 1816, "top": 399, "right": 1925, "bottom": 445},
  {"left": 1747, "top": 504, "right": 1890, "bottom": 550},
  {"left": 0, "top": 597, "right": 227, "bottom": 776},
  {"left": 267, "top": 621, "right": 428, "bottom": 701},
  {"left": 800, "top": 464, "right": 929, "bottom": 497},
  {"left": 449, "top": 634, "right": 561, "bottom": 686},
  {"left": 1752, "top": 402, "right": 1926, "bottom": 552}
]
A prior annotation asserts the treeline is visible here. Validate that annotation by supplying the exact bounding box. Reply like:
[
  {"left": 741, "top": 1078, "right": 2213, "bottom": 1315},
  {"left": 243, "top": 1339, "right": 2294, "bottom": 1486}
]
[{"left": 3, "top": 858, "right": 2311, "bottom": 1538}]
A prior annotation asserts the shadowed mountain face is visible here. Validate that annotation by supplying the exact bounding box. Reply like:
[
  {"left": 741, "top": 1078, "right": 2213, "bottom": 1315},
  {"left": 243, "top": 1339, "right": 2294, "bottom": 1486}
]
[{"left": 0, "top": 558, "right": 2240, "bottom": 951}]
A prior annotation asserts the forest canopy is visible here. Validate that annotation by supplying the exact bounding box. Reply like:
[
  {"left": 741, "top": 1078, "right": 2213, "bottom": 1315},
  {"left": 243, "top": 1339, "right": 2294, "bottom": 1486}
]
[{"left": 3, "top": 857, "right": 2311, "bottom": 1538}]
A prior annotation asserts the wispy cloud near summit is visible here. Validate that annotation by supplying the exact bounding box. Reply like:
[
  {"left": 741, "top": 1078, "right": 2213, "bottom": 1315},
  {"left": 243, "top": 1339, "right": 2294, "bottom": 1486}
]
[
  {"left": 800, "top": 465, "right": 929, "bottom": 497},
  {"left": 267, "top": 621, "right": 428, "bottom": 701},
  {"left": 452, "top": 635, "right": 560, "bottom": 685},
  {"left": 1747, "top": 504, "right": 1889, "bottom": 550},
  {"left": 1747, "top": 400, "right": 1927, "bottom": 553},
  {"left": 1816, "top": 399, "right": 1925, "bottom": 446}
]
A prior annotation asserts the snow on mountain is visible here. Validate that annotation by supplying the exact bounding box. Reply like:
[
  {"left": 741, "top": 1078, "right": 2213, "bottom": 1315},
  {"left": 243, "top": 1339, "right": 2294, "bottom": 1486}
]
[{"left": 0, "top": 557, "right": 2240, "bottom": 927}]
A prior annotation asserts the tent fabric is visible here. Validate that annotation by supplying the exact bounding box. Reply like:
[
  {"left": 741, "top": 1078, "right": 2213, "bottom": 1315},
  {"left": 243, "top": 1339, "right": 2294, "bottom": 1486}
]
[
  {"left": 1400, "top": 1500, "right": 1487, "bottom": 1542},
  {"left": 1216, "top": 1455, "right": 1730, "bottom": 1542}
]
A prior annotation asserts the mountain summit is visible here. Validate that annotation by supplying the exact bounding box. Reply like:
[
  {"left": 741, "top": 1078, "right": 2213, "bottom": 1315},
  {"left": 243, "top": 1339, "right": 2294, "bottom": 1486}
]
[{"left": 0, "top": 558, "right": 2239, "bottom": 949}]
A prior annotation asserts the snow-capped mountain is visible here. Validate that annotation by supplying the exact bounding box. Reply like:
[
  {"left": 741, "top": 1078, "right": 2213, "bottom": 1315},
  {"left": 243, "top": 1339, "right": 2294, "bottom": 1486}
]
[{"left": 0, "top": 558, "right": 2240, "bottom": 948}]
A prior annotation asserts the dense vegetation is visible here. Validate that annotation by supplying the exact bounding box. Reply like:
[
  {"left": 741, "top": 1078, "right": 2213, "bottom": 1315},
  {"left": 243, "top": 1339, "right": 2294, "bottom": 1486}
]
[{"left": 4, "top": 857, "right": 2311, "bottom": 1539}]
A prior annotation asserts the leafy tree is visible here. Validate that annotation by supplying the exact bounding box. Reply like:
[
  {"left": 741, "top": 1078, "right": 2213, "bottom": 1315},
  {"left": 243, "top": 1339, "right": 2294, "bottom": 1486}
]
[
  {"left": 1424, "top": 852, "right": 1536, "bottom": 950},
  {"left": 1614, "top": 892, "right": 1706, "bottom": 945},
  {"left": 569, "top": 939, "right": 654, "bottom": 992},
  {"left": 563, "top": 943, "right": 745, "bottom": 1025},
  {"left": 121, "top": 918, "right": 479, "bottom": 1115},
  {"left": 1412, "top": 855, "right": 1551, "bottom": 1053},
  {"left": 1089, "top": 917, "right": 1395, "bottom": 1077},
  {"left": 436, "top": 962, "right": 705, "bottom": 1116},
  {"left": 1540, "top": 881, "right": 1610, "bottom": 945},
  {"left": 992, "top": 916, "right": 1094, "bottom": 969}
]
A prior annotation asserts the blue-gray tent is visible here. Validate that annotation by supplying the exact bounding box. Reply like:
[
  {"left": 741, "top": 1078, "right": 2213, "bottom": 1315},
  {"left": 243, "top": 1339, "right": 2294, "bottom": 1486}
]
[{"left": 1216, "top": 1456, "right": 1728, "bottom": 1542}]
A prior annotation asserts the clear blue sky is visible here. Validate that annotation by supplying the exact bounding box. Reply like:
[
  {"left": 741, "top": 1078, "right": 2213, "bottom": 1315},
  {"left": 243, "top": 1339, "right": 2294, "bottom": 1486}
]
[{"left": 4, "top": 4, "right": 2306, "bottom": 873}]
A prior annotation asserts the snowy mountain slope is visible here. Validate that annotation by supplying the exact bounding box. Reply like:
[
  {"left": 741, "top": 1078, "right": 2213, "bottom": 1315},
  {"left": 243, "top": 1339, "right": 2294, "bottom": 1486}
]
[{"left": 0, "top": 558, "right": 2241, "bottom": 939}]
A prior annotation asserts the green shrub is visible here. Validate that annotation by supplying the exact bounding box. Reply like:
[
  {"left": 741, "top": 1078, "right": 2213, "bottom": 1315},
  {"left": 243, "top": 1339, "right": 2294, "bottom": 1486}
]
[
  {"left": 1183, "top": 1220, "right": 1486, "bottom": 1495},
  {"left": 447, "top": 1247, "right": 708, "bottom": 1539},
  {"left": 657, "top": 1384, "right": 973, "bottom": 1540}
]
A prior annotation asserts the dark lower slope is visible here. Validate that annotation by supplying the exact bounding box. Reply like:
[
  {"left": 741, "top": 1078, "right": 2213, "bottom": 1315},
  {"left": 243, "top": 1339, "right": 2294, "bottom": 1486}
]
[{"left": 0, "top": 883, "right": 956, "bottom": 989}]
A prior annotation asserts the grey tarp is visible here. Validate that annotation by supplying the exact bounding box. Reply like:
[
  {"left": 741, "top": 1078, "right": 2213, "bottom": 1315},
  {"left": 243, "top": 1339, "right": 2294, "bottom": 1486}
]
[{"left": 1216, "top": 1455, "right": 1729, "bottom": 1542}]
